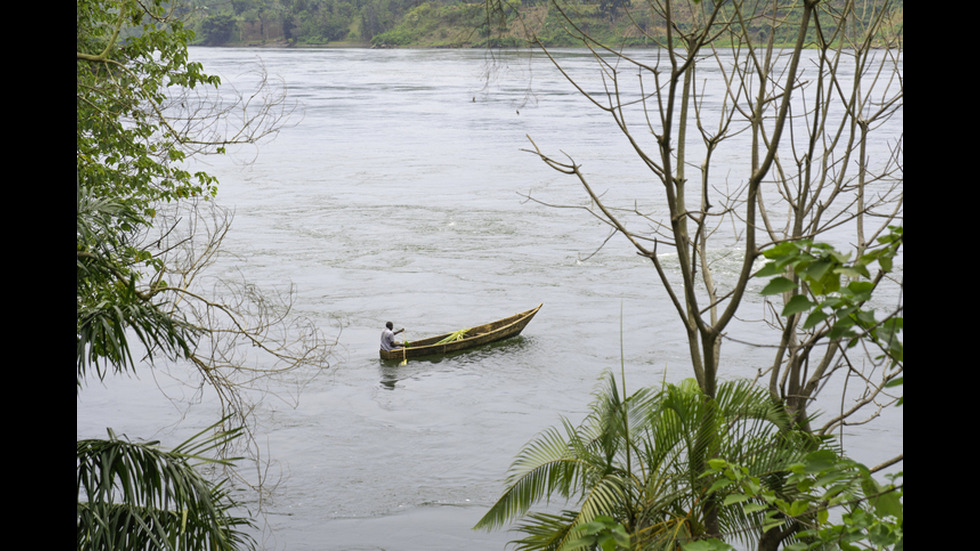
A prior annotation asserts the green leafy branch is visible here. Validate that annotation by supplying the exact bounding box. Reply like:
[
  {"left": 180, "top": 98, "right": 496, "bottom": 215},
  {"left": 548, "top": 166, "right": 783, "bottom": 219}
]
[
  {"left": 564, "top": 515, "right": 631, "bottom": 551},
  {"left": 755, "top": 226, "right": 903, "bottom": 368},
  {"left": 704, "top": 452, "right": 903, "bottom": 550}
]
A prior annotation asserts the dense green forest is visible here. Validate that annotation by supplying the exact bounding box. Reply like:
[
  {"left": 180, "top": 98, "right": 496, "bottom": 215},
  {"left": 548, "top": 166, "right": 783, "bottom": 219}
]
[{"left": 187, "top": 0, "right": 903, "bottom": 48}]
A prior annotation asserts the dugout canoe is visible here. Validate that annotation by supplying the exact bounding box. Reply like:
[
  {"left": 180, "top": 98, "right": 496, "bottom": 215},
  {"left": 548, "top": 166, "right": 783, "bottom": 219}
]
[{"left": 379, "top": 304, "right": 542, "bottom": 361}]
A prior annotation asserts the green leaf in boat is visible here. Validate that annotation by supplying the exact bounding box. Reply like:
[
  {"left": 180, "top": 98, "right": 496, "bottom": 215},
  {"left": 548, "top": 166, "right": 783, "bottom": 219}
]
[{"left": 436, "top": 329, "right": 469, "bottom": 344}]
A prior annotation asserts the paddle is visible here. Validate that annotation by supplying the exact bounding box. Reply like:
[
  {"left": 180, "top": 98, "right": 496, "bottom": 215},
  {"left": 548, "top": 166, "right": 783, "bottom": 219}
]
[{"left": 400, "top": 330, "right": 408, "bottom": 366}]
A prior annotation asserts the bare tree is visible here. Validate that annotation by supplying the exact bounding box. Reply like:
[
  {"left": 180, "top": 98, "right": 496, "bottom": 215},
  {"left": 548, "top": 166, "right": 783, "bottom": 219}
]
[
  {"left": 504, "top": 0, "right": 902, "bottom": 433},
  {"left": 139, "top": 197, "right": 338, "bottom": 509},
  {"left": 474, "top": 1, "right": 902, "bottom": 546}
]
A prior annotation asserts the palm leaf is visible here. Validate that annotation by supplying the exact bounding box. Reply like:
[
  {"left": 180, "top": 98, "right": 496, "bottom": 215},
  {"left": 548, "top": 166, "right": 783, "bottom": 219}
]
[
  {"left": 475, "top": 420, "right": 592, "bottom": 531},
  {"left": 477, "top": 372, "right": 821, "bottom": 550},
  {"left": 510, "top": 511, "right": 579, "bottom": 551},
  {"left": 77, "top": 420, "right": 256, "bottom": 551}
]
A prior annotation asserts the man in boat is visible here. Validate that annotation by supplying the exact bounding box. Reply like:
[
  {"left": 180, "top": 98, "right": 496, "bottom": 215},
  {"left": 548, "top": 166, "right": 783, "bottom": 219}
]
[{"left": 380, "top": 321, "right": 405, "bottom": 351}]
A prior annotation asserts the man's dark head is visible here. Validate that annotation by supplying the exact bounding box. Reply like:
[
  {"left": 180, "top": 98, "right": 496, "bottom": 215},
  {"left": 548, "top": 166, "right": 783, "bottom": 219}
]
[{"left": 386, "top": 321, "right": 394, "bottom": 330}]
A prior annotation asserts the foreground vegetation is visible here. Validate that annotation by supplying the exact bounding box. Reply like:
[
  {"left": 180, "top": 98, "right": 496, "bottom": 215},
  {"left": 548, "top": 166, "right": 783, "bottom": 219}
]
[
  {"left": 78, "top": 0, "right": 332, "bottom": 547},
  {"left": 469, "top": 0, "right": 902, "bottom": 548},
  {"left": 476, "top": 233, "right": 903, "bottom": 549}
]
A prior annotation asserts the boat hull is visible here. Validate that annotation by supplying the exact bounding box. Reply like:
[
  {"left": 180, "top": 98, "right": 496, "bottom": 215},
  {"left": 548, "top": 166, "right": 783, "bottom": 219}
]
[{"left": 379, "top": 304, "right": 541, "bottom": 361}]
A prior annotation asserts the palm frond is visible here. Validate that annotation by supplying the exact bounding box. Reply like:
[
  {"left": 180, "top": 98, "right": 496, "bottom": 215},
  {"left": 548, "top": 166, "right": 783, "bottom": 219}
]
[
  {"left": 77, "top": 421, "right": 256, "bottom": 551},
  {"left": 477, "top": 373, "right": 831, "bottom": 550},
  {"left": 475, "top": 421, "right": 589, "bottom": 531}
]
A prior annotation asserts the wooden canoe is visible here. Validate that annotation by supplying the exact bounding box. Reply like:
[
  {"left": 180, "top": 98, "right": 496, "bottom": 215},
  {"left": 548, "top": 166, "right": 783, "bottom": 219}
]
[{"left": 380, "top": 304, "right": 542, "bottom": 361}]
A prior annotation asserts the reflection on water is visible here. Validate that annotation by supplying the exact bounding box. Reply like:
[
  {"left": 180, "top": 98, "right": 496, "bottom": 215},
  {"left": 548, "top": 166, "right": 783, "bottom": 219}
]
[{"left": 379, "top": 336, "right": 536, "bottom": 390}]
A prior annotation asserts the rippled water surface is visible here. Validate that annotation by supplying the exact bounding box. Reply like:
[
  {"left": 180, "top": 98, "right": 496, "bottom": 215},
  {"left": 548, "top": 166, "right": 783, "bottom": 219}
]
[{"left": 77, "top": 47, "right": 902, "bottom": 550}]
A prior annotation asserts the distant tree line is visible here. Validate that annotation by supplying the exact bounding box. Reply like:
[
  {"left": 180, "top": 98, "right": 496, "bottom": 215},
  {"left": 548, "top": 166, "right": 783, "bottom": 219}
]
[
  {"left": 190, "top": 0, "right": 455, "bottom": 45},
  {"left": 188, "top": 0, "right": 646, "bottom": 45},
  {"left": 187, "top": 0, "right": 902, "bottom": 47}
]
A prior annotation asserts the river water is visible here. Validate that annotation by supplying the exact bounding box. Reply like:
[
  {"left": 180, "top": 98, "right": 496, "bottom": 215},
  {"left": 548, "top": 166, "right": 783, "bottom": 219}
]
[{"left": 76, "top": 47, "right": 902, "bottom": 550}]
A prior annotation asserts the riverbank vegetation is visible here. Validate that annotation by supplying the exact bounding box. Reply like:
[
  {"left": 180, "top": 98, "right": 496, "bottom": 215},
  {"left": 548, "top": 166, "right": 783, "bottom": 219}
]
[
  {"left": 77, "top": 0, "right": 335, "bottom": 547},
  {"left": 187, "top": 0, "right": 903, "bottom": 49}
]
